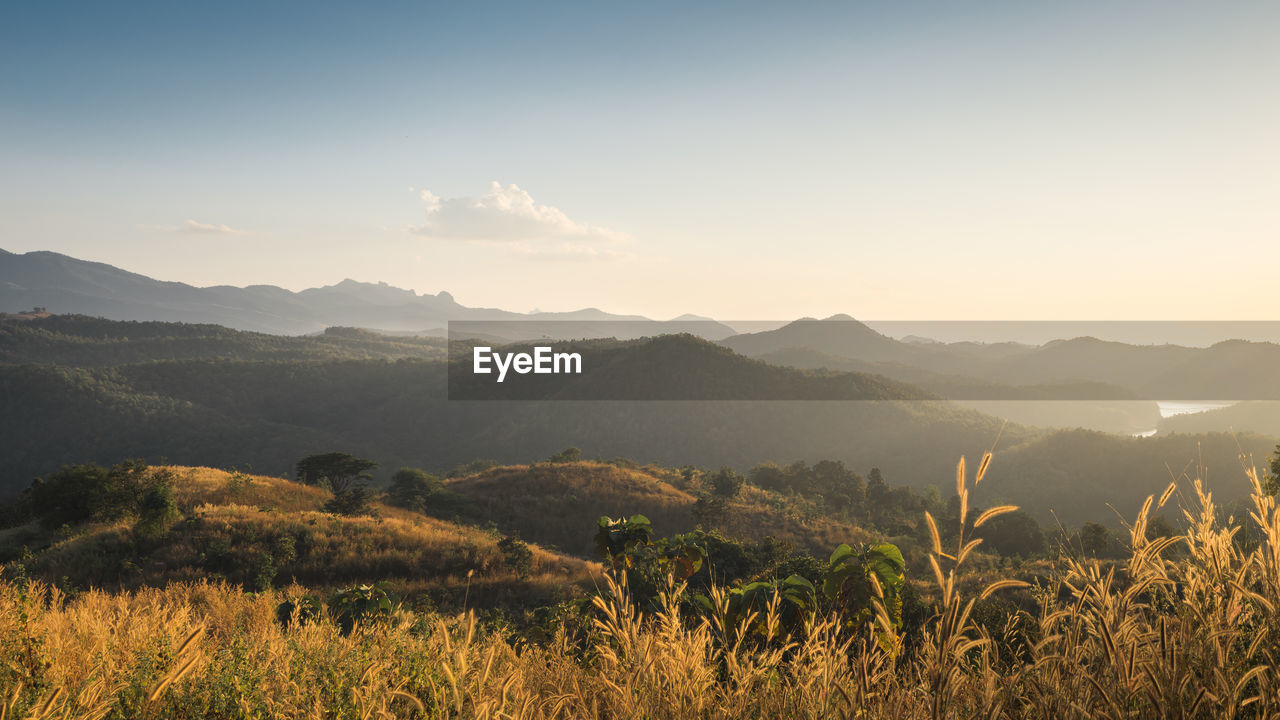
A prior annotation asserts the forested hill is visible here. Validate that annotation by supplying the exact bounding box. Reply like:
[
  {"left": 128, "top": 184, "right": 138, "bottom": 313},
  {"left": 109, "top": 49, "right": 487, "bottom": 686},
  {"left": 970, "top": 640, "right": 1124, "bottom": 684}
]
[
  {"left": 448, "top": 333, "right": 936, "bottom": 401},
  {"left": 723, "top": 316, "right": 1280, "bottom": 400},
  {"left": 4, "top": 315, "right": 1277, "bottom": 526},
  {"left": 0, "top": 314, "right": 448, "bottom": 365}
]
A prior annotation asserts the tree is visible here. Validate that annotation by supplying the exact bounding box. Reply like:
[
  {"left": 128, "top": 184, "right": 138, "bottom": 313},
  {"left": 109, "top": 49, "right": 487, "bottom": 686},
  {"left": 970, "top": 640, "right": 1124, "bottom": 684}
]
[
  {"left": 692, "top": 494, "right": 728, "bottom": 528},
  {"left": 498, "top": 534, "right": 533, "bottom": 580},
  {"left": 866, "top": 467, "right": 889, "bottom": 506},
  {"left": 976, "top": 509, "right": 1047, "bottom": 558},
  {"left": 134, "top": 482, "right": 179, "bottom": 540},
  {"left": 547, "top": 447, "right": 582, "bottom": 463},
  {"left": 1266, "top": 443, "right": 1280, "bottom": 496},
  {"left": 710, "top": 466, "right": 745, "bottom": 498},
  {"left": 1081, "top": 522, "right": 1111, "bottom": 557},
  {"left": 22, "top": 460, "right": 154, "bottom": 529},
  {"left": 749, "top": 462, "right": 787, "bottom": 492},
  {"left": 1145, "top": 514, "right": 1177, "bottom": 541},
  {"left": 385, "top": 467, "right": 442, "bottom": 513},
  {"left": 295, "top": 453, "right": 377, "bottom": 494}
]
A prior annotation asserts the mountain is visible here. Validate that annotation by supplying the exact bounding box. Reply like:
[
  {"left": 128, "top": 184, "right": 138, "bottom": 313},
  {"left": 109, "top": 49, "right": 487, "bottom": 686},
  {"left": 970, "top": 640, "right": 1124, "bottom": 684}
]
[
  {"left": 0, "top": 314, "right": 449, "bottom": 366},
  {"left": 439, "top": 461, "right": 874, "bottom": 558},
  {"left": 722, "top": 315, "right": 920, "bottom": 364},
  {"left": 3, "top": 465, "right": 597, "bottom": 605},
  {"left": 448, "top": 333, "right": 937, "bottom": 400},
  {"left": 724, "top": 317, "right": 1280, "bottom": 401},
  {"left": 0, "top": 248, "right": 736, "bottom": 339}
]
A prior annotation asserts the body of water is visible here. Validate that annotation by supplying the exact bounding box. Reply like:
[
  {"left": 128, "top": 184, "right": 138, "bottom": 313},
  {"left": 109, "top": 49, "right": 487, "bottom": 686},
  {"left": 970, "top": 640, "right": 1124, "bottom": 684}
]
[{"left": 1133, "top": 401, "right": 1237, "bottom": 437}]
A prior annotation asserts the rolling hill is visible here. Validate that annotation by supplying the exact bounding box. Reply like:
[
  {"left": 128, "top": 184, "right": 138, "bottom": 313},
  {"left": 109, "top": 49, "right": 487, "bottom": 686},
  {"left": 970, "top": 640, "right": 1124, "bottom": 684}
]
[
  {"left": 723, "top": 316, "right": 1280, "bottom": 400},
  {"left": 438, "top": 461, "right": 875, "bottom": 558},
  {"left": 0, "top": 465, "right": 598, "bottom": 608}
]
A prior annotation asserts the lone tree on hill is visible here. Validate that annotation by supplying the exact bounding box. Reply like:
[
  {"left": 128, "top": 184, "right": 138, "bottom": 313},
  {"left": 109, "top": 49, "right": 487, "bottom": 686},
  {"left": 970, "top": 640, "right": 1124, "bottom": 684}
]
[
  {"left": 710, "top": 466, "right": 746, "bottom": 498},
  {"left": 295, "top": 453, "right": 377, "bottom": 494},
  {"left": 547, "top": 447, "right": 582, "bottom": 463},
  {"left": 385, "top": 467, "right": 443, "bottom": 513}
]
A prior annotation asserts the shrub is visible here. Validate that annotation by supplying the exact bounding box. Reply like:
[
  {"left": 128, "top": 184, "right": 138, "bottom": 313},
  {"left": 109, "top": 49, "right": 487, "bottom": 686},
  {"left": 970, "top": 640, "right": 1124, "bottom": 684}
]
[
  {"left": 330, "top": 583, "right": 395, "bottom": 635},
  {"left": 497, "top": 534, "right": 533, "bottom": 580},
  {"left": 709, "top": 466, "right": 745, "bottom": 498},
  {"left": 133, "top": 482, "right": 180, "bottom": 540},
  {"left": 384, "top": 467, "right": 442, "bottom": 513},
  {"left": 323, "top": 487, "right": 376, "bottom": 517},
  {"left": 547, "top": 447, "right": 582, "bottom": 464},
  {"left": 21, "top": 460, "right": 156, "bottom": 529}
]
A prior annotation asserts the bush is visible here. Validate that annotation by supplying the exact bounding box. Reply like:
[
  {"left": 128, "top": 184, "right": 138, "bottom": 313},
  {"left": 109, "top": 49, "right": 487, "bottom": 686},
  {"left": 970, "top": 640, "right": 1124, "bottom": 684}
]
[
  {"left": 384, "top": 467, "right": 442, "bottom": 513},
  {"left": 21, "top": 460, "right": 157, "bottom": 529},
  {"left": 330, "top": 584, "right": 395, "bottom": 635},
  {"left": 710, "top": 466, "right": 745, "bottom": 498},
  {"left": 547, "top": 447, "right": 582, "bottom": 464},
  {"left": 498, "top": 534, "right": 533, "bottom": 580},
  {"left": 976, "top": 509, "right": 1047, "bottom": 558},
  {"left": 133, "top": 482, "right": 179, "bottom": 540},
  {"left": 323, "top": 487, "right": 376, "bottom": 517}
]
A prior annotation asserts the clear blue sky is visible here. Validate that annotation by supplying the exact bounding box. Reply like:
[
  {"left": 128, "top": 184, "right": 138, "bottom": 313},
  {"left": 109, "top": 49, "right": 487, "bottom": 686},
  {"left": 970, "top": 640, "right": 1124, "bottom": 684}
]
[{"left": 2, "top": 1, "right": 1277, "bottom": 319}]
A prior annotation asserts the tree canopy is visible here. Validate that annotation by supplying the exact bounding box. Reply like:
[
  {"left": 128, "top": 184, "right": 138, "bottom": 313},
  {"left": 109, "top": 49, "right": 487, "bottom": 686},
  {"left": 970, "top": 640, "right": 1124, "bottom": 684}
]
[{"left": 295, "top": 453, "right": 377, "bottom": 494}]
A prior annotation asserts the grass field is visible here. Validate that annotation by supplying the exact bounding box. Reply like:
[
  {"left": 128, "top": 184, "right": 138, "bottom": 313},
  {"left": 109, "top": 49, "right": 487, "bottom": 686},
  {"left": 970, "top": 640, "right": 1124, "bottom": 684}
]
[{"left": 3, "top": 458, "right": 1279, "bottom": 718}]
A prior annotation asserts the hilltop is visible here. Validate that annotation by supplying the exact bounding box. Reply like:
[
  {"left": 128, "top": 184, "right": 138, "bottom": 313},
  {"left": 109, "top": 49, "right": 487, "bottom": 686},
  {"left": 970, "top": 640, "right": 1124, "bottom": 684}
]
[
  {"left": 438, "top": 461, "right": 875, "bottom": 557},
  {"left": 0, "top": 314, "right": 449, "bottom": 365},
  {"left": 0, "top": 466, "right": 598, "bottom": 608},
  {"left": 722, "top": 316, "right": 1280, "bottom": 400},
  {"left": 448, "top": 333, "right": 936, "bottom": 400}
]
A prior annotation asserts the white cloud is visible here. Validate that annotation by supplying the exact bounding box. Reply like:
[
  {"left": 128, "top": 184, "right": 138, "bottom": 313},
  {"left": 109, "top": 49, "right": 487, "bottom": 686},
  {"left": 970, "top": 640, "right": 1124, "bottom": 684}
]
[
  {"left": 411, "top": 182, "right": 628, "bottom": 256},
  {"left": 140, "top": 220, "right": 246, "bottom": 236},
  {"left": 181, "top": 220, "right": 245, "bottom": 235}
]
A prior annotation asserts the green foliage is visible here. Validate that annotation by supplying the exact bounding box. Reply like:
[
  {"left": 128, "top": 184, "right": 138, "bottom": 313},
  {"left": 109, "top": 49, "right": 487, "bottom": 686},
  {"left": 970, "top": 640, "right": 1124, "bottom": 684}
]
[
  {"left": 975, "top": 509, "right": 1047, "bottom": 558},
  {"left": 823, "top": 542, "right": 906, "bottom": 646},
  {"left": 329, "top": 583, "right": 395, "bottom": 635},
  {"left": 547, "top": 447, "right": 582, "bottom": 464},
  {"left": 594, "top": 515, "right": 654, "bottom": 570},
  {"left": 384, "top": 467, "right": 442, "bottom": 512},
  {"left": 1266, "top": 443, "right": 1280, "bottom": 496},
  {"left": 709, "top": 466, "right": 745, "bottom": 498},
  {"left": 295, "top": 452, "right": 377, "bottom": 494},
  {"left": 133, "top": 480, "right": 180, "bottom": 540},
  {"left": 1080, "top": 521, "right": 1111, "bottom": 557},
  {"left": 691, "top": 494, "right": 728, "bottom": 528},
  {"left": 274, "top": 594, "right": 324, "bottom": 628},
  {"left": 594, "top": 515, "right": 705, "bottom": 603},
  {"left": 748, "top": 459, "right": 867, "bottom": 513},
  {"left": 20, "top": 460, "right": 159, "bottom": 529},
  {"left": 323, "top": 487, "right": 377, "bottom": 517},
  {"left": 447, "top": 459, "right": 499, "bottom": 478},
  {"left": 701, "top": 574, "right": 818, "bottom": 640},
  {"left": 498, "top": 534, "right": 533, "bottom": 580}
]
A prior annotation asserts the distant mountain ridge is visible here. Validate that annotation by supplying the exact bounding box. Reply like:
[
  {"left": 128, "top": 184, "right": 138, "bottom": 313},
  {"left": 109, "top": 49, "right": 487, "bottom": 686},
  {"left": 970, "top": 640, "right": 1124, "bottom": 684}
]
[
  {"left": 0, "top": 248, "right": 735, "bottom": 338},
  {"left": 718, "top": 315, "right": 1280, "bottom": 400}
]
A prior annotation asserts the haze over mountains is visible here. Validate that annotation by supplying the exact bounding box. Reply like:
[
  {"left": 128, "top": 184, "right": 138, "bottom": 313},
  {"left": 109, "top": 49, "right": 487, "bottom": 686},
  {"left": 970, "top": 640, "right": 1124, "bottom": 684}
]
[
  {"left": 726, "top": 317, "right": 1280, "bottom": 401},
  {"left": 6, "top": 248, "right": 1280, "bottom": 403},
  {"left": 0, "top": 248, "right": 734, "bottom": 338}
]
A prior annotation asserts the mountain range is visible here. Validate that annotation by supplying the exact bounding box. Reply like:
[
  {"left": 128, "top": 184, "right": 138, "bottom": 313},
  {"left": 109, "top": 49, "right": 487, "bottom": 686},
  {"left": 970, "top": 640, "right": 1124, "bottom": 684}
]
[{"left": 0, "top": 248, "right": 734, "bottom": 339}]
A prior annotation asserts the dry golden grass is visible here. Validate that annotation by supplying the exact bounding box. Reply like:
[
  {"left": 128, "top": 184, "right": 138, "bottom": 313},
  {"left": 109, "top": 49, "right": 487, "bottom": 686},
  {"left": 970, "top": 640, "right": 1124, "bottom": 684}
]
[
  {"left": 446, "top": 461, "right": 873, "bottom": 556},
  {"left": 4, "top": 456, "right": 1280, "bottom": 718},
  {"left": 18, "top": 466, "right": 599, "bottom": 604}
]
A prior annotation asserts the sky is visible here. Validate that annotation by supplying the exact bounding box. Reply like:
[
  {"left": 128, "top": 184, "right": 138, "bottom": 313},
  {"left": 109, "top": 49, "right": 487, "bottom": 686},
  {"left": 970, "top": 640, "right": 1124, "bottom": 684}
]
[{"left": 2, "top": 1, "right": 1277, "bottom": 320}]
